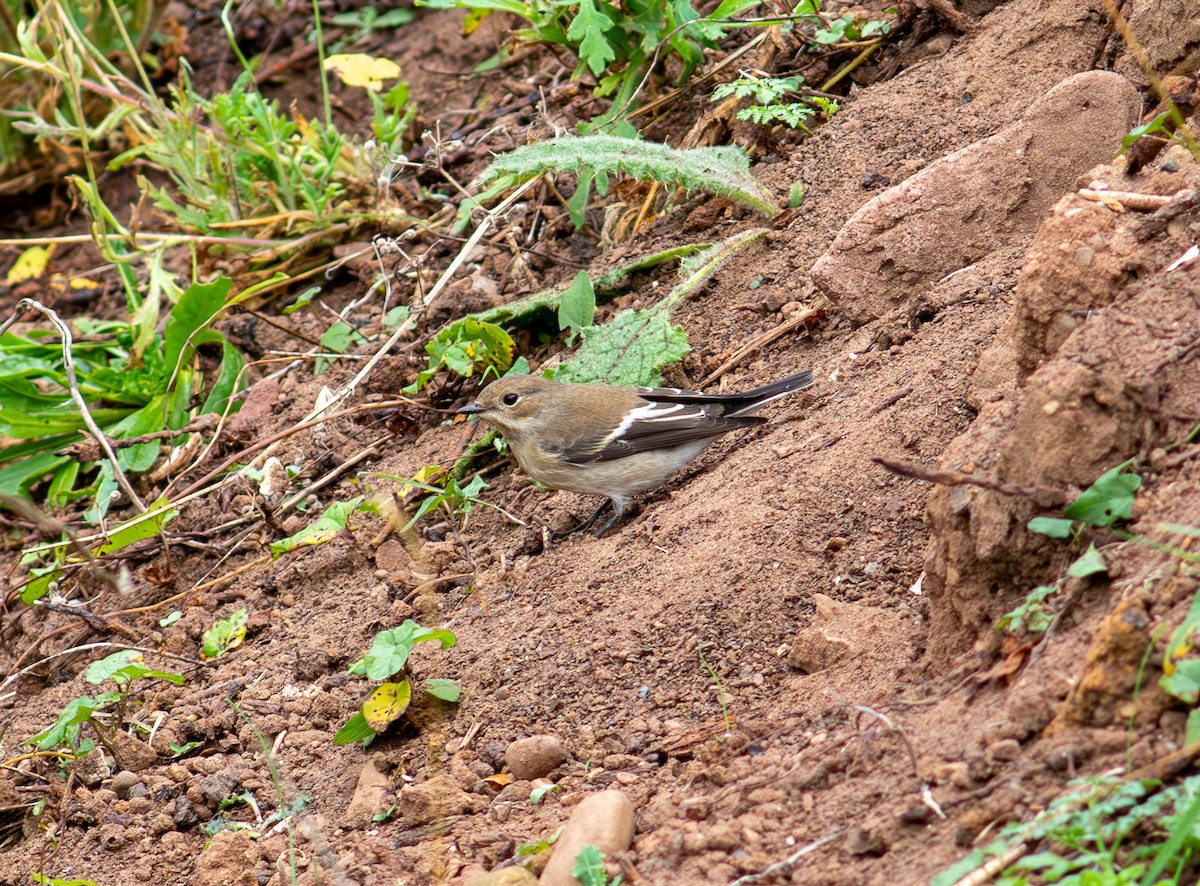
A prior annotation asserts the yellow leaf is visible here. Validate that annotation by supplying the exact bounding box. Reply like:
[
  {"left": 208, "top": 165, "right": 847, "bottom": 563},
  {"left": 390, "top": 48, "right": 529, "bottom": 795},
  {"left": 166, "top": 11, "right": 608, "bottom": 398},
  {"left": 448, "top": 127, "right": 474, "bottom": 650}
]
[
  {"left": 5, "top": 244, "right": 55, "bottom": 285},
  {"left": 362, "top": 679, "right": 412, "bottom": 733},
  {"left": 324, "top": 53, "right": 402, "bottom": 92}
]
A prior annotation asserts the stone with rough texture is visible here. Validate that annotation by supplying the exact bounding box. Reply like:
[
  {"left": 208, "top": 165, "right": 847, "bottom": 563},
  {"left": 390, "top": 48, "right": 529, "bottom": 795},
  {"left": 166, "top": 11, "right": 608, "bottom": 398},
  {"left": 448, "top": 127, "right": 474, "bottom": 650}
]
[
  {"left": 539, "top": 790, "right": 635, "bottom": 886},
  {"left": 398, "top": 773, "right": 474, "bottom": 826},
  {"left": 342, "top": 760, "right": 392, "bottom": 825},
  {"left": 504, "top": 735, "right": 567, "bottom": 781},
  {"left": 192, "top": 829, "right": 259, "bottom": 886},
  {"left": 810, "top": 70, "right": 1141, "bottom": 323}
]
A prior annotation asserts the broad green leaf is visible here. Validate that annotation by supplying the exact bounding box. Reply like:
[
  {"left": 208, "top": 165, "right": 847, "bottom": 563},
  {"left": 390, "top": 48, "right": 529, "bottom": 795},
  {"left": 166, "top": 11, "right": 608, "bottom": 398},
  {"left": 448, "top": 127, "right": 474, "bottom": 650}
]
[
  {"left": 95, "top": 497, "right": 177, "bottom": 556},
  {"left": 333, "top": 711, "right": 378, "bottom": 745},
  {"left": 269, "top": 497, "right": 364, "bottom": 559},
  {"left": 1027, "top": 516, "right": 1075, "bottom": 538},
  {"left": 1063, "top": 460, "right": 1141, "bottom": 527},
  {"left": 558, "top": 271, "right": 596, "bottom": 337},
  {"left": 1067, "top": 543, "right": 1107, "bottom": 579},
  {"left": 201, "top": 341, "right": 246, "bottom": 415},
  {"left": 352, "top": 620, "right": 458, "bottom": 680},
  {"left": 557, "top": 305, "right": 689, "bottom": 386},
  {"left": 568, "top": 0, "right": 616, "bottom": 75},
  {"left": 425, "top": 678, "right": 462, "bottom": 702},
  {"left": 163, "top": 277, "right": 232, "bottom": 376},
  {"left": 201, "top": 608, "right": 248, "bottom": 660}
]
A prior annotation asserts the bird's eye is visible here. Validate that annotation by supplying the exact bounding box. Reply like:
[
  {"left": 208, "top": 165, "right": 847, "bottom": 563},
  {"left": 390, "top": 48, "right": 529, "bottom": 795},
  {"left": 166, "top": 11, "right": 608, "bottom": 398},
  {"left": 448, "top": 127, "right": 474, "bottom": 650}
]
[{"left": 501, "top": 392, "right": 520, "bottom": 406}]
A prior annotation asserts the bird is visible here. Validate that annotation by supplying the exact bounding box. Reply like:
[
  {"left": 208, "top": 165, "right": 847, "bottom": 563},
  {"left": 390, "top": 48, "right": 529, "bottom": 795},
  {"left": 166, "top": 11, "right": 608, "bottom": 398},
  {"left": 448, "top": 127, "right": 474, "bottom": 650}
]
[{"left": 458, "top": 370, "right": 813, "bottom": 537}]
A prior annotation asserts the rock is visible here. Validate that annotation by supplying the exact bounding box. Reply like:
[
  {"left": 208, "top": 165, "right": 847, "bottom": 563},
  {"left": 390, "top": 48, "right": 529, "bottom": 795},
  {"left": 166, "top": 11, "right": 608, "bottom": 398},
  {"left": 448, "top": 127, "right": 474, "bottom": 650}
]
[
  {"left": 192, "top": 829, "right": 259, "bottom": 886},
  {"left": 540, "top": 790, "right": 635, "bottom": 886},
  {"left": 987, "top": 738, "right": 1022, "bottom": 763},
  {"left": 173, "top": 795, "right": 201, "bottom": 830},
  {"left": 810, "top": 71, "right": 1141, "bottom": 323},
  {"left": 504, "top": 735, "right": 567, "bottom": 780},
  {"left": 110, "top": 770, "right": 144, "bottom": 798},
  {"left": 465, "top": 867, "right": 538, "bottom": 885},
  {"left": 198, "top": 766, "right": 245, "bottom": 807},
  {"left": 398, "top": 774, "right": 474, "bottom": 826},
  {"left": 845, "top": 825, "right": 888, "bottom": 857},
  {"left": 787, "top": 594, "right": 909, "bottom": 674},
  {"left": 343, "top": 760, "right": 392, "bottom": 825}
]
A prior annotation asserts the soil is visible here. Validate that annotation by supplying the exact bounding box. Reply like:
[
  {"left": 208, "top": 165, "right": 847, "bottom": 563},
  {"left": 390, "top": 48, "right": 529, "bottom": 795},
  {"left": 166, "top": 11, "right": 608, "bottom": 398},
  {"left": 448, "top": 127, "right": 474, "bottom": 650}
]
[{"left": 2, "top": 0, "right": 1200, "bottom": 884}]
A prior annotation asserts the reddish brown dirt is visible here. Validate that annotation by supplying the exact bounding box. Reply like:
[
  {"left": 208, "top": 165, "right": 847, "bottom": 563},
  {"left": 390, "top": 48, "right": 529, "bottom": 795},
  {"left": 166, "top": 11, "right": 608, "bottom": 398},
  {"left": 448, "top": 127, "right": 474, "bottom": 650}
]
[{"left": 2, "top": 0, "right": 1200, "bottom": 884}]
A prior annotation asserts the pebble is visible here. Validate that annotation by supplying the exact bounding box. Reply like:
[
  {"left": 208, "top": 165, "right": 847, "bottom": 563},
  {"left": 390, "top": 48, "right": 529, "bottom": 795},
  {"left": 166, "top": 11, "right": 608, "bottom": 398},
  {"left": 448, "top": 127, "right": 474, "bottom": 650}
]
[
  {"left": 504, "top": 735, "right": 567, "bottom": 780},
  {"left": 540, "top": 790, "right": 635, "bottom": 886},
  {"left": 987, "top": 738, "right": 1022, "bottom": 763},
  {"left": 110, "top": 770, "right": 143, "bottom": 798},
  {"left": 343, "top": 761, "right": 392, "bottom": 825}
]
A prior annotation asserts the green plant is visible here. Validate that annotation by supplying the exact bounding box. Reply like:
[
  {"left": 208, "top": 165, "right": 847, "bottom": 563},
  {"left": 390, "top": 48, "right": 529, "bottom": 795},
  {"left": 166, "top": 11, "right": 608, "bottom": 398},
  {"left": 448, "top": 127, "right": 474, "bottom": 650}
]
[
  {"left": 933, "top": 774, "right": 1200, "bottom": 886},
  {"left": 0, "top": 0, "right": 160, "bottom": 179},
  {"left": 555, "top": 227, "right": 768, "bottom": 385},
  {"left": 403, "top": 319, "right": 516, "bottom": 393},
  {"left": 334, "top": 621, "right": 461, "bottom": 745},
  {"left": 201, "top": 609, "right": 249, "bottom": 660},
  {"left": 712, "top": 74, "right": 840, "bottom": 131},
  {"left": 0, "top": 279, "right": 245, "bottom": 513},
  {"left": 698, "top": 644, "right": 733, "bottom": 733},
  {"left": 1001, "top": 461, "right": 1144, "bottom": 635},
  {"left": 573, "top": 845, "right": 622, "bottom": 886},
  {"left": 812, "top": 11, "right": 890, "bottom": 44},
  {"left": 418, "top": 0, "right": 764, "bottom": 128},
  {"left": 463, "top": 133, "right": 779, "bottom": 232},
  {"left": 26, "top": 650, "right": 187, "bottom": 756},
  {"left": 374, "top": 468, "right": 522, "bottom": 532},
  {"left": 999, "top": 543, "right": 1108, "bottom": 635}
]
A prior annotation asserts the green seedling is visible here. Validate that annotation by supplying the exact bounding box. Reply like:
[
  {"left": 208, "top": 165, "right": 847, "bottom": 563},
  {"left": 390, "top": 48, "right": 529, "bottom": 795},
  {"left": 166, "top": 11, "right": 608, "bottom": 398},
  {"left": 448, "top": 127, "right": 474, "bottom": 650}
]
[
  {"left": 462, "top": 133, "right": 778, "bottom": 233},
  {"left": 555, "top": 228, "right": 769, "bottom": 385},
  {"left": 327, "top": 7, "right": 415, "bottom": 43},
  {"left": 201, "top": 609, "right": 249, "bottom": 660},
  {"left": 26, "top": 650, "right": 186, "bottom": 756},
  {"left": 1003, "top": 461, "right": 1143, "bottom": 635},
  {"left": 999, "top": 544, "right": 1108, "bottom": 635},
  {"left": 334, "top": 621, "right": 461, "bottom": 746},
  {"left": 573, "top": 845, "right": 622, "bottom": 886},
  {"left": 812, "top": 12, "right": 890, "bottom": 44},
  {"left": 698, "top": 644, "right": 733, "bottom": 733},
  {"left": 418, "top": 0, "right": 764, "bottom": 127},
  {"left": 31, "top": 875, "right": 99, "bottom": 886},
  {"left": 712, "top": 75, "right": 840, "bottom": 131},
  {"left": 404, "top": 319, "right": 516, "bottom": 393},
  {"left": 517, "top": 826, "right": 564, "bottom": 856},
  {"left": 374, "top": 469, "right": 522, "bottom": 532},
  {"left": 933, "top": 773, "right": 1200, "bottom": 886},
  {"left": 269, "top": 497, "right": 366, "bottom": 559}
]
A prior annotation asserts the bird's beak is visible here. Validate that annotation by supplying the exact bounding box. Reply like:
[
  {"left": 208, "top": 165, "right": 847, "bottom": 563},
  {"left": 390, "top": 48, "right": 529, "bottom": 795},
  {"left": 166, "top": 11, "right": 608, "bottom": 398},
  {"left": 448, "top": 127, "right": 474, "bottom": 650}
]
[{"left": 458, "top": 402, "right": 486, "bottom": 415}]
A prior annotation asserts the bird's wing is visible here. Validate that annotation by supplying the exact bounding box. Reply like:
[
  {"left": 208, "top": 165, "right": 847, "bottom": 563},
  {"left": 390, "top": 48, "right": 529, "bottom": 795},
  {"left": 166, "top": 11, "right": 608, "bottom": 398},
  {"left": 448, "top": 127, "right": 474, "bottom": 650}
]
[{"left": 548, "top": 401, "right": 764, "bottom": 465}]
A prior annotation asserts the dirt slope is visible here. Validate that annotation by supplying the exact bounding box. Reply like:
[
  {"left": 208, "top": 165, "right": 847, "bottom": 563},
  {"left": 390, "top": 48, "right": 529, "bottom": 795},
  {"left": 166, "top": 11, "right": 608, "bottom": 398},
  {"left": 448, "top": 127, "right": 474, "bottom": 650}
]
[{"left": 3, "top": 0, "right": 1200, "bottom": 884}]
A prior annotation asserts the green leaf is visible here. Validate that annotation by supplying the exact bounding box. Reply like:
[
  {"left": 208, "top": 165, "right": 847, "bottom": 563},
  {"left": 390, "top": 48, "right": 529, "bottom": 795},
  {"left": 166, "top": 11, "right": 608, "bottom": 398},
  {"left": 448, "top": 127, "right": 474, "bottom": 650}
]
[
  {"left": 475, "top": 134, "right": 779, "bottom": 218},
  {"left": 1067, "top": 543, "right": 1107, "bottom": 579},
  {"left": 201, "top": 608, "right": 249, "bottom": 660},
  {"left": 95, "top": 496, "right": 178, "bottom": 556},
  {"left": 163, "top": 277, "right": 232, "bottom": 377},
  {"left": 269, "top": 496, "right": 364, "bottom": 558},
  {"left": 27, "top": 693, "right": 120, "bottom": 751},
  {"left": 425, "top": 678, "right": 462, "bottom": 702},
  {"left": 557, "top": 304, "right": 689, "bottom": 386},
  {"left": 1028, "top": 516, "right": 1075, "bottom": 538},
  {"left": 201, "top": 340, "right": 246, "bottom": 414},
  {"left": 558, "top": 271, "right": 596, "bottom": 337},
  {"left": 351, "top": 620, "right": 458, "bottom": 680},
  {"left": 85, "top": 649, "right": 186, "bottom": 687},
  {"left": 333, "top": 711, "right": 378, "bottom": 746},
  {"left": 930, "top": 850, "right": 988, "bottom": 886},
  {"left": 1062, "top": 460, "right": 1141, "bottom": 527},
  {"left": 568, "top": 0, "right": 616, "bottom": 75},
  {"left": 572, "top": 845, "right": 611, "bottom": 886}
]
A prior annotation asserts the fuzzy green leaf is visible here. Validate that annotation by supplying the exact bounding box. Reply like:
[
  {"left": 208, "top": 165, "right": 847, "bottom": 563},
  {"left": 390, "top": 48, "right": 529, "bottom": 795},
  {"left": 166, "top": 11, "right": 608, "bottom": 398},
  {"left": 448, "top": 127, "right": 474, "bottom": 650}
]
[{"left": 475, "top": 134, "right": 778, "bottom": 217}]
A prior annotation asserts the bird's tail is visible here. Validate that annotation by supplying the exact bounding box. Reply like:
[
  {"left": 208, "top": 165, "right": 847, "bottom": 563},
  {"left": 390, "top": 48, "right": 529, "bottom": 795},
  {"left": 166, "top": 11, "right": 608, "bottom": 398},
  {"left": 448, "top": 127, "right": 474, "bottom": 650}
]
[
  {"left": 722, "top": 370, "right": 814, "bottom": 415},
  {"left": 637, "top": 371, "right": 814, "bottom": 415}
]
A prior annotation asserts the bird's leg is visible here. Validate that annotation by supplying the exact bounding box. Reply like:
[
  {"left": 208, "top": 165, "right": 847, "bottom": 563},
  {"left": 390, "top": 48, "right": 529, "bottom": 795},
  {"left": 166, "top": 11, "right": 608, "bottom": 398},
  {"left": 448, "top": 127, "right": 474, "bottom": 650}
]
[{"left": 550, "top": 499, "right": 613, "bottom": 540}]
